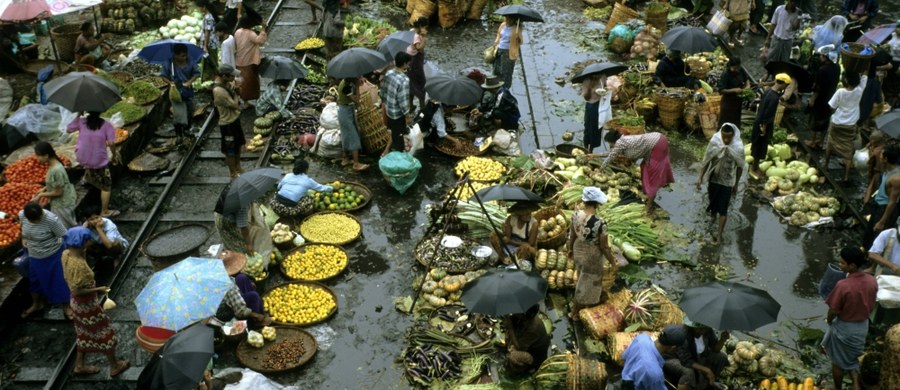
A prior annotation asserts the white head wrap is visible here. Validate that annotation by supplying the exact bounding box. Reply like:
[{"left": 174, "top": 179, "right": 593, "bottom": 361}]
[
  {"left": 817, "top": 44, "right": 838, "bottom": 62},
  {"left": 581, "top": 186, "right": 608, "bottom": 204}
]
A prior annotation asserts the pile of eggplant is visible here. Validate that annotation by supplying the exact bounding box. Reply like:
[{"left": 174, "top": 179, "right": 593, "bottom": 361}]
[{"left": 403, "top": 344, "right": 461, "bottom": 385}]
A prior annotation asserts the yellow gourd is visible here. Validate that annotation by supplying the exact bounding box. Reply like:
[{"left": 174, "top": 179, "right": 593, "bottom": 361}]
[
  {"left": 788, "top": 383, "right": 796, "bottom": 390},
  {"left": 777, "top": 376, "right": 789, "bottom": 390},
  {"left": 771, "top": 383, "right": 780, "bottom": 390},
  {"left": 804, "top": 378, "right": 816, "bottom": 389},
  {"left": 760, "top": 379, "right": 771, "bottom": 390}
]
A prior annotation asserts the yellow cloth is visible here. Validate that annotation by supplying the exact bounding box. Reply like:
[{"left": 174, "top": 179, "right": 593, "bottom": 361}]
[{"left": 61, "top": 250, "right": 95, "bottom": 293}]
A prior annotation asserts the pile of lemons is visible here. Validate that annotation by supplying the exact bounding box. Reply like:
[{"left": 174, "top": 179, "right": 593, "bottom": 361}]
[
  {"left": 264, "top": 283, "right": 337, "bottom": 325},
  {"left": 282, "top": 244, "right": 348, "bottom": 281}
]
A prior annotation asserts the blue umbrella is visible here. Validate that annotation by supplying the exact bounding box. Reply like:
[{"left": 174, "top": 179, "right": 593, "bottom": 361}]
[
  {"left": 135, "top": 257, "right": 233, "bottom": 331},
  {"left": 137, "top": 39, "right": 206, "bottom": 66}
]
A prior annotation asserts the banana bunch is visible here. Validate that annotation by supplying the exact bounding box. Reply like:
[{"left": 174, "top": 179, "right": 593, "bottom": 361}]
[
  {"left": 271, "top": 223, "right": 294, "bottom": 244},
  {"left": 454, "top": 156, "right": 505, "bottom": 182},
  {"left": 246, "top": 134, "right": 266, "bottom": 152},
  {"left": 294, "top": 37, "right": 325, "bottom": 51}
]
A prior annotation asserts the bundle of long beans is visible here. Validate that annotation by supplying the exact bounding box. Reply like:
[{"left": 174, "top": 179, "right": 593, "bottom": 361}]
[
  {"left": 598, "top": 203, "right": 662, "bottom": 261},
  {"left": 455, "top": 201, "right": 508, "bottom": 238}
]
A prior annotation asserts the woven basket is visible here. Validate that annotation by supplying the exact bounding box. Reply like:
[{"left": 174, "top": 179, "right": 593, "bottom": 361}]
[
  {"left": 601, "top": 258, "right": 618, "bottom": 291},
  {"left": 51, "top": 23, "right": 83, "bottom": 62},
  {"left": 840, "top": 42, "right": 875, "bottom": 74},
  {"left": 356, "top": 108, "right": 391, "bottom": 154},
  {"left": 699, "top": 94, "right": 722, "bottom": 139},
  {"left": 651, "top": 290, "right": 684, "bottom": 329},
  {"left": 605, "top": 2, "right": 639, "bottom": 33},
  {"left": 409, "top": 0, "right": 438, "bottom": 25},
  {"left": 882, "top": 324, "right": 900, "bottom": 389},
  {"left": 534, "top": 207, "right": 567, "bottom": 249},
  {"left": 406, "top": 0, "right": 418, "bottom": 14},
  {"left": 684, "top": 101, "right": 702, "bottom": 132},
  {"left": 609, "top": 331, "right": 659, "bottom": 366},
  {"left": 654, "top": 89, "right": 688, "bottom": 130},
  {"left": 566, "top": 353, "right": 608, "bottom": 390},
  {"left": 579, "top": 302, "right": 623, "bottom": 339},
  {"left": 264, "top": 281, "right": 339, "bottom": 326},
  {"left": 23, "top": 59, "right": 72, "bottom": 75},
  {"left": 774, "top": 104, "right": 785, "bottom": 127},
  {"left": 438, "top": 0, "right": 463, "bottom": 28},
  {"left": 644, "top": 2, "right": 669, "bottom": 32},
  {"left": 235, "top": 326, "right": 317, "bottom": 374},
  {"left": 466, "top": 0, "right": 489, "bottom": 19},
  {"left": 108, "top": 71, "right": 134, "bottom": 85}
]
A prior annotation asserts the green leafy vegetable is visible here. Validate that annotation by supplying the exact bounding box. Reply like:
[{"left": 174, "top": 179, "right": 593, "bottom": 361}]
[{"left": 102, "top": 101, "right": 146, "bottom": 124}]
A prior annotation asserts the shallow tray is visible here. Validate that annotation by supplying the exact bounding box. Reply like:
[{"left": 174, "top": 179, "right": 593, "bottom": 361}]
[
  {"left": 434, "top": 138, "right": 486, "bottom": 158},
  {"left": 279, "top": 244, "right": 349, "bottom": 282},
  {"left": 297, "top": 211, "right": 362, "bottom": 246},
  {"left": 235, "top": 326, "right": 317, "bottom": 374},
  {"left": 263, "top": 281, "right": 339, "bottom": 326},
  {"left": 141, "top": 224, "right": 210, "bottom": 261},
  {"left": 312, "top": 181, "right": 372, "bottom": 213},
  {"left": 414, "top": 235, "right": 488, "bottom": 274}
]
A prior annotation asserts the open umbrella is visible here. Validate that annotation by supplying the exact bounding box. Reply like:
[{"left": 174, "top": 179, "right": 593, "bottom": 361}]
[
  {"left": 376, "top": 30, "right": 415, "bottom": 63},
  {"left": 857, "top": 23, "right": 897, "bottom": 45},
  {"left": 424, "top": 74, "right": 482, "bottom": 106},
  {"left": 571, "top": 62, "right": 628, "bottom": 83},
  {"left": 138, "top": 39, "right": 206, "bottom": 66},
  {"left": 876, "top": 109, "right": 900, "bottom": 140},
  {"left": 44, "top": 71, "right": 121, "bottom": 113},
  {"left": 494, "top": 5, "right": 544, "bottom": 23},
  {"left": 472, "top": 184, "right": 543, "bottom": 202},
  {"left": 678, "top": 281, "right": 781, "bottom": 331},
  {"left": 326, "top": 47, "right": 390, "bottom": 79},
  {"left": 135, "top": 257, "right": 233, "bottom": 331},
  {"left": 136, "top": 323, "right": 215, "bottom": 390},
  {"left": 661, "top": 26, "right": 716, "bottom": 54},
  {"left": 461, "top": 268, "right": 548, "bottom": 316},
  {"left": 220, "top": 167, "right": 283, "bottom": 215},
  {"left": 259, "top": 55, "right": 308, "bottom": 80},
  {"left": 764, "top": 61, "right": 813, "bottom": 93},
  {"left": 0, "top": 0, "right": 50, "bottom": 21}
]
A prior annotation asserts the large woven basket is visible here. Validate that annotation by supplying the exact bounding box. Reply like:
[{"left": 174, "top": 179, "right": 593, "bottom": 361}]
[
  {"left": 840, "top": 42, "right": 874, "bottom": 74},
  {"left": 644, "top": 2, "right": 669, "bottom": 32},
  {"left": 466, "top": 0, "right": 488, "bottom": 19},
  {"left": 438, "top": 0, "right": 463, "bottom": 28},
  {"left": 683, "top": 101, "right": 702, "bottom": 132},
  {"left": 654, "top": 89, "right": 688, "bottom": 130},
  {"left": 356, "top": 108, "right": 391, "bottom": 154},
  {"left": 51, "top": 23, "right": 83, "bottom": 62},
  {"left": 699, "top": 94, "right": 722, "bottom": 139},
  {"left": 566, "top": 353, "right": 608, "bottom": 390},
  {"left": 534, "top": 206, "right": 568, "bottom": 249},
  {"left": 235, "top": 326, "right": 317, "bottom": 374},
  {"left": 409, "top": 0, "right": 438, "bottom": 25},
  {"left": 605, "top": 2, "right": 639, "bottom": 33}
]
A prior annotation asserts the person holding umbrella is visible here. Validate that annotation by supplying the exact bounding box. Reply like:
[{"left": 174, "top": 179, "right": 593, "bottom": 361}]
[
  {"left": 255, "top": 79, "right": 293, "bottom": 119},
  {"left": 161, "top": 43, "right": 200, "bottom": 145},
  {"left": 490, "top": 202, "right": 539, "bottom": 265},
  {"left": 806, "top": 45, "right": 840, "bottom": 149},
  {"left": 406, "top": 17, "right": 428, "bottom": 112},
  {"left": 67, "top": 112, "right": 119, "bottom": 218},
  {"left": 502, "top": 304, "right": 550, "bottom": 376},
  {"left": 212, "top": 64, "right": 246, "bottom": 179},
  {"left": 601, "top": 132, "right": 675, "bottom": 213},
  {"left": 60, "top": 226, "right": 130, "bottom": 377},
  {"left": 567, "top": 187, "right": 616, "bottom": 319},
  {"left": 824, "top": 71, "right": 868, "bottom": 182},
  {"left": 622, "top": 325, "right": 687, "bottom": 389},
  {"left": 234, "top": 16, "right": 268, "bottom": 109},
  {"left": 823, "top": 246, "right": 878, "bottom": 390},
  {"left": 492, "top": 15, "right": 523, "bottom": 89},
  {"left": 749, "top": 73, "right": 789, "bottom": 178},
  {"left": 663, "top": 318, "right": 730, "bottom": 390},
  {"left": 336, "top": 77, "right": 369, "bottom": 171}
]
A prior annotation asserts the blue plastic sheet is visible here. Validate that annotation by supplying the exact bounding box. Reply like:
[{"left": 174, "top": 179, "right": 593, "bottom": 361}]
[{"left": 379, "top": 152, "right": 421, "bottom": 194}]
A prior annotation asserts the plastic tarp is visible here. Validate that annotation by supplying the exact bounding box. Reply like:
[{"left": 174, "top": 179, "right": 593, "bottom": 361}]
[
  {"left": 6, "top": 103, "right": 72, "bottom": 140},
  {"left": 877, "top": 275, "right": 900, "bottom": 309},
  {"left": 379, "top": 151, "right": 421, "bottom": 194}
]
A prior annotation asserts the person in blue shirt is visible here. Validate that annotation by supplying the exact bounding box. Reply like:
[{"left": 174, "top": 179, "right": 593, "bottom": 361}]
[
  {"left": 269, "top": 159, "right": 332, "bottom": 217},
  {"left": 622, "top": 325, "right": 687, "bottom": 390}
]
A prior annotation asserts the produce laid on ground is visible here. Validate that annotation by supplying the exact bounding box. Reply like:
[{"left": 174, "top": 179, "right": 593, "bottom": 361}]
[
  {"left": 243, "top": 253, "right": 269, "bottom": 280},
  {"left": 298, "top": 212, "right": 361, "bottom": 245},
  {"left": 0, "top": 218, "right": 21, "bottom": 247},
  {"left": 452, "top": 181, "right": 491, "bottom": 201},
  {"left": 342, "top": 15, "right": 396, "bottom": 48},
  {"left": 4, "top": 155, "right": 71, "bottom": 184},
  {"left": 270, "top": 223, "right": 295, "bottom": 245},
  {"left": 722, "top": 337, "right": 816, "bottom": 383},
  {"left": 435, "top": 137, "right": 481, "bottom": 157},
  {"left": 246, "top": 134, "right": 268, "bottom": 152},
  {"left": 102, "top": 101, "right": 147, "bottom": 125},
  {"left": 310, "top": 181, "right": 367, "bottom": 211},
  {"left": 535, "top": 248, "right": 578, "bottom": 289},
  {"left": 253, "top": 114, "right": 279, "bottom": 136},
  {"left": 454, "top": 156, "right": 505, "bottom": 182},
  {"left": 403, "top": 344, "right": 462, "bottom": 385},
  {"left": 294, "top": 37, "right": 325, "bottom": 51},
  {"left": 262, "top": 338, "right": 306, "bottom": 370},
  {"left": 122, "top": 80, "right": 162, "bottom": 105},
  {"left": 115, "top": 128, "right": 129, "bottom": 144},
  {"left": 0, "top": 183, "right": 42, "bottom": 216},
  {"left": 264, "top": 282, "right": 337, "bottom": 325},
  {"left": 417, "top": 268, "right": 487, "bottom": 308},
  {"left": 772, "top": 192, "right": 841, "bottom": 227},
  {"left": 282, "top": 244, "right": 348, "bottom": 281},
  {"left": 415, "top": 235, "right": 489, "bottom": 274},
  {"left": 157, "top": 12, "right": 206, "bottom": 44}
]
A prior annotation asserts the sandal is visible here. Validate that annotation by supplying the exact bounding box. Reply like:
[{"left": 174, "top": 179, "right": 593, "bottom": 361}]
[
  {"left": 73, "top": 366, "right": 101, "bottom": 375},
  {"left": 109, "top": 360, "right": 130, "bottom": 377},
  {"left": 102, "top": 210, "right": 120, "bottom": 218}
]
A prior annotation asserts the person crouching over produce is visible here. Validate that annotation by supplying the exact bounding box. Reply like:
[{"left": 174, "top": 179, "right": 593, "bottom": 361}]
[
  {"left": 697, "top": 123, "right": 745, "bottom": 244},
  {"left": 601, "top": 132, "right": 675, "bottom": 214},
  {"left": 269, "top": 159, "right": 333, "bottom": 218},
  {"left": 567, "top": 187, "right": 616, "bottom": 319},
  {"left": 622, "top": 324, "right": 687, "bottom": 389},
  {"left": 823, "top": 246, "right": 877, "bottom": 390},
  {"left": 32, "top": 142, "right": 77, "bottom": 228},
  {"left": 80, "top": 205, "right": 129, "bottom": 280},
  {"left": 749, "top": 73, "right": 789, "bottom": 178},
  {"left": 256, "top": 79, "right": 294, "bottom": 119},
  {"left": 502, "top": 304, "right": 550, "bottom": 376},
  {"left": 824, "top": 71, "right": 868, "bottom": 182},
  {"left": 470, "top": 75, "right": 521, "bottom": 131},
  {"left": 215, "top": 251, "right": 272, "bottom": 329},
  {"left": 416, "top": 98, "right": 462, "bottom": 149},
  {"left": 655, "top": 50, "right": 700, "bottom": 89},
  {"left": 490, "top": 202, "right": 539, "bottom": 265},
  {"left": 663, "top": 318, "right": 730, "bottom": 390},
  {"left": 161, "top": 43, "right": 200, "bottom": 146}
]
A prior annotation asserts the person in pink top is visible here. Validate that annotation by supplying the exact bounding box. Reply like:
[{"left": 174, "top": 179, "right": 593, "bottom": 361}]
[
  {"left": 233, "top": 16, "right": 268, "bottom": 108},
  {"left": 66, "top": 112, "right": 119, "bottom": 218}
]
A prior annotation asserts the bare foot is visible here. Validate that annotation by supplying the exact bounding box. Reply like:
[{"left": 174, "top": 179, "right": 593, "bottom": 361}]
[
  {"left": 109, "top": 360, "right": 130, "bottom": 377},
  {"left": 352, "top": 163, "right": 370, "bottom": 172},
  {"left": 73, "top": 365, "right": 101, "bottom": 375},
  {"left": 21, "top": 304, "right": 44, "bottom": 319},
  {"left": 340, "top": 159, "right": 352, "bottom": 167}
]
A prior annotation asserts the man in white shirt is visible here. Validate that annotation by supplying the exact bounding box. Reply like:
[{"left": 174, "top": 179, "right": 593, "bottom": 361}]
[
  {"left": 869, "top": 216, "right": 900, "bottom": 275},
  {"left": 763, "top": 0, "right": 800, "bottom": 64},
  {"left": 216, "top": 22, "right": 236, "bottom": 68},
  {"left": 824, "top": 72, "right": 868, "bottom": 181}
]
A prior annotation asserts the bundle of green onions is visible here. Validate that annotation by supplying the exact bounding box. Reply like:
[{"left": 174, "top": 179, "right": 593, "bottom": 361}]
[{"left": 455, "top": 201, "right": 508, "bottom": 238}]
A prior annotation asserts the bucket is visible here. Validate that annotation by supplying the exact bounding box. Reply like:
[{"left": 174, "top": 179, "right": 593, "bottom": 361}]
[
  {"left": 840, "top": 42, "right": 874, "bottom": 75},
  {"left": 818, "top": 263, "right": 846, "bottom": 300},
  {"left": 136, "top": 326, "right": 176, "bottom": 353}
]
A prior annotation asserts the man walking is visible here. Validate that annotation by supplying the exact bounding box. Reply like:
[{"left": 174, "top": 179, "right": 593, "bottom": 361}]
[
  {"left": 763, "top": 0, "right": 800, "bottom": 64},
  {"left": 380, "top": 52, "right": 412, "bottom": 154},
  {"left": 697, "top": 123, "right": 745, "bottom": 244}
]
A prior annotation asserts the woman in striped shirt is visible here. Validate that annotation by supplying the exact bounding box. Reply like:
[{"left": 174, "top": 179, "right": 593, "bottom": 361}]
[
  {"left": 19, "top": 202, "right": 71, "bottom": 318},
  {"left": 601, "top": 131, "right": 675, "bottom": 213}
]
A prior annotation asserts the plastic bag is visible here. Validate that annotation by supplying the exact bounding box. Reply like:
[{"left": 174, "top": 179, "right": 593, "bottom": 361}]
[
  {"left": 406, "top": 123, "right": 424, "bottom": 154},
  {"left": 483, "top": 45, "right": 496, "bottom": 64},
  {"left": 853, "top": 148, "right": 869, "bottom": 173},
  {"left": 491, "top": 129, "right": 522, "bottom": 156},
  {"left": 57, "top": 107, "right": 78, "bottom": 133},
  {"left": 379, "top": 151, "right": 421, "bottom": 194},
  {"left": 706, "top": 10, "right": 731, "bottom": 35},
  {"left": 608, "top": 25, "right": 637, "bottom": 54},
  {"left": 312, "top": 128, "right": 343, "bottom": 158},
  {"left": 531, "top": 149, "right": 554, "bottom": 170},
  {"left": 108, "top": 112, "right": 125, "bottom": 129},
  {"left": 877, "top": 275, "right": 900, "bottom": 309},
  {"left": 7, "top": 103, "right": 64, "bottom": 139},
  {"left": 319, "top": 102, "right": 340, "bottom": 130}
]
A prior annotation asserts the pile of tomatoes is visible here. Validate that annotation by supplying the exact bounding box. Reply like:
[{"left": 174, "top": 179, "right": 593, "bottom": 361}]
[
  {"left": 4, "top": 155, "right": 72, "bottom": 184},
  {"left": 0, "top": 218, "right": 20, "bottom": 247},
  {"left": 0, "top": 183, "right": 43, "bottom": 216}
]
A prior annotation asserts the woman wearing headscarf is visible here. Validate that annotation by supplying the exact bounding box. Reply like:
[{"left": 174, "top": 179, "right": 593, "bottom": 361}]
[
  {"left": 811, "top": 15, "right": 848, "bottom": 50},
  {"left": 19, "top": 202, "right": 70, "bottom": 319},
  {"left": 492, "top": 15, "right": 523, "bottom": 89},
  {"left": 601, "top": 132, "right": 675, "bottom": 213},
  {"left": 61, "top": 227, "right": 130, "bottom": 377},
  {"left": 806, "top": 45, "right": 841, "bottom": 149},
  {"left": 233, "top": 16, "right": 268, "bottom": 108},
  {"left": 697, "top": 123, "right": 745, "bottom": 244},
  {"left": 566, "top": 187, "right": 616, "bottom": 319}
]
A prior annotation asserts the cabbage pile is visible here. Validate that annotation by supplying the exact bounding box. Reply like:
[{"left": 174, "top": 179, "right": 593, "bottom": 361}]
[
  {"left": 158, "top": 13, "right": 205, "bottom": 45},
  {"left": 773, "top": 192, "right": 840, "bottom": 226}
]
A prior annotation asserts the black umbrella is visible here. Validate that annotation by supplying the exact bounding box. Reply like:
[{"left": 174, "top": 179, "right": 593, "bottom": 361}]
[
  {"left": 136, "top": 323, "right": 215, "bottom": 390},
  {"left": 876, "top": 109, "right": 900, "bottom": 140},
  {"left": 678, "top": 281, "right": 781, "bottom": 331},
  {"left": 461, "top": 268, "right": 548, "bottom": 316},
  {"left": 660, "top": 26, "right": 716, "bottom": 54},
  {"left": 764, "top": 61, "right": 813, "bottom": 93},
  {"left": 494, "top": 5, "right": 544, "bottom": 23},
  {"left": 571, "top": 62, "right": 628, "bottom": 83},
  {"left": 326, "top": 47, "right": 390, "bottom": 79},
  {"left": 221, "top": 167, "right": 283, "bottom": 215},
  {"left": 259, "top": 55, "right": 309, "bottom": 80},
  {"left": 43, "top": 71, "right": 121, "bottom": 113},
  {"left": 472, "top": 184, "right": 543, "bottom": 202},
  {"left": 424, "top": 74, "right": 483, "bottom": 106},
  {"left": 376, "top": 30, "right": 415, "bottom": 63}
]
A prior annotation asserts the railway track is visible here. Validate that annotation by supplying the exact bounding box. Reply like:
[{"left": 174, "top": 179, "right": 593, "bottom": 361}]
[{"left": 0, "top": 1, "right": 324, "bottom": 388}]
